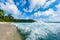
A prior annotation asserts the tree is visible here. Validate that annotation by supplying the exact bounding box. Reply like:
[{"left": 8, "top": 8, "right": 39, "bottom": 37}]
[
  {"left": 7, "top": 14, "right": 14, "bottom": 19},
  {"left": 0, "top": 9, "right": 4, "bottom": 18}
]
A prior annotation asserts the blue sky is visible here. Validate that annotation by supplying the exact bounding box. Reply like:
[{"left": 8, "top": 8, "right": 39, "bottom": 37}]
[{"left": 0, "top": 0, "right": 60, "bottom": 21}]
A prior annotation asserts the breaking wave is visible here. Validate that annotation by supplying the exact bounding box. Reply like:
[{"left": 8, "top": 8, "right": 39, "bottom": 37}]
[{"left": 12, "top": 21, "right": 60, "bottom": 40}]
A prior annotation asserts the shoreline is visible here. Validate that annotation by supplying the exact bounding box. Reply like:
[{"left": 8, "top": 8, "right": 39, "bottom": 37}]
[
  {"left": 0, "top": 22, "right": 24, "bottom": 40},
  {"left": 0, "top": 22, "right": 11, "bottom": 24}
]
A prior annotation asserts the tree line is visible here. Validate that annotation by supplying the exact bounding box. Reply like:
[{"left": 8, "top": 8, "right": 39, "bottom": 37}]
[{"left": 0, "top": 9, "right": 35, "bottom": 22}]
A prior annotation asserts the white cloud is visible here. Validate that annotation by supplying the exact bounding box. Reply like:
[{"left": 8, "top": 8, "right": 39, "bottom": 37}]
[
  {"left": 0, "top": 0, "right": 21, "bottom": 15},
  {"left": 7, "top": 0, "right": 14, "bottom": 4},
  {"left": 43, "top": 0, "right": 56, "bottom": 8},
  {"left": 0, "top": 0, "right": 60, "bottom": 20},
  {"left": 23, "top": 0, "right": 56, "bottom": 12},
  {"left": 34, "top": 11, "right": 41, "bottom": 17},
  {"left": 41, "top": 4, "right": 60, "bottom": 22},
  {"left": 23, "top": 8, "right": 33, "bottom": 12},
  {"left": 17, "top": 0, "right": 26, "bottom": 6},
  {"left": 28, "top": 0, "right": 46, "bottom": 12},
  {"left": 20, "top": 0, "right": 26, "bottom": 6},
  {"left": 6, "top": 3, "right": 21, "bottom": 15},
  {"left": 55, "top": 4, "right": 60, "bottom": 14},
  {"left": 48, "top": 4, "right": 60, "bottom": 21},
  {"left": 42, "top": 8, "right": 56, "bottom": 16},
  {"left": 23, "top": 8, "right": 28, "bottom": 12},
  {"left": 34, "top": 8, "right": 57, "bottom": 17}
]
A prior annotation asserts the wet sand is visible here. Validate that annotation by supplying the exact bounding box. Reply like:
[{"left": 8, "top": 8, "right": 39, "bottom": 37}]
[{"left": 0, "top": 22, "right": 24, "bottom": 40}]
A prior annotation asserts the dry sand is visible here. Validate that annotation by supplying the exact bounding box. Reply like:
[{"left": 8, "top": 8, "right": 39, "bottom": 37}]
[{"left": 0, "top": 22, "right": 24, "bottom": 40}]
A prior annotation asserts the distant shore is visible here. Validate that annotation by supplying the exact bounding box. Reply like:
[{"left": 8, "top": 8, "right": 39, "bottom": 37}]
[{"left": 0, "top": 22, "right": 24, "bottom": 40}]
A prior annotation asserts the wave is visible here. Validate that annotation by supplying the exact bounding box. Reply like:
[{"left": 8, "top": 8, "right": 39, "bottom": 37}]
[{"left": 12, "top": 21, "right": 60, "bottom": 40}]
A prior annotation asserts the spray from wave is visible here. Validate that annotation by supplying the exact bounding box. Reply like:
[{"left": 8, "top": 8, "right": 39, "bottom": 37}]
[{"left": 12, "top": 21, "right": 60, "bottom": 40}]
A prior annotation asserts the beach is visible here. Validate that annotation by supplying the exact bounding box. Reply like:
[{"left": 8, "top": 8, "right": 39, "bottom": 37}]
[{"left": 0, "top": 22, "right": 24, "bottom": 40}]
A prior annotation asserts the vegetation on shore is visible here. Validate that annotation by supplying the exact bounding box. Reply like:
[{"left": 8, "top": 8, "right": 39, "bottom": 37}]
[{"left": 0, "top": 9, "right": 35, "bottom": 22}]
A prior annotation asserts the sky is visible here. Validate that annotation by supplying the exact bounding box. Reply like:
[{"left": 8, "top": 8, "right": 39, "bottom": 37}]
[{"left": 0, "top": 0, "right": 60, "bottom": 21}]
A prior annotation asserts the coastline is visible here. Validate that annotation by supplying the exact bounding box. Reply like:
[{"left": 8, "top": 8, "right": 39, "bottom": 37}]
[
  {"left": 0, "top": 22, "right": 11, "bottom": 24},
  {"left": 0, "top": 22, "right": 24, "bottom": 40}
]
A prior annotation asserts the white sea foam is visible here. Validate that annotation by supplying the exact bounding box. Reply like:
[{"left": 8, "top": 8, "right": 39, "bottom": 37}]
[{"left": 12, "top": 21, "right": 60, "bottom": 40}]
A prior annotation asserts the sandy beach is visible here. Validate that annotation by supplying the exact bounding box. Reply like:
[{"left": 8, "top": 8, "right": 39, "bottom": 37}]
[{"left": 0, "top": 22, "right": 24, "bottom": 40}]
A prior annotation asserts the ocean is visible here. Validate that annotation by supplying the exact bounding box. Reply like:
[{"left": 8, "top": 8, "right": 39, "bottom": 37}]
[{"left": 12, "top": 21, "right": 60, "bottom": 40}]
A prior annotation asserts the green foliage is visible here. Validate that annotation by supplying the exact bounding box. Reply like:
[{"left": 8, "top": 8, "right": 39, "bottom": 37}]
[
  {"left": 0, "top": 10, "right": 4, "bottom": 17},
  {"left": 0, "top": 9, "right": 35, "bottom": 22},
  {"left": 7, "top": 14, "right": 14, "bottom": 19}
]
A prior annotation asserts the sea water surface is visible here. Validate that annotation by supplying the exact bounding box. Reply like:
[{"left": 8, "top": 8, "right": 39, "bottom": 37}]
[{"left": 12, "top": 21, "right": 60, "bottom": 40}]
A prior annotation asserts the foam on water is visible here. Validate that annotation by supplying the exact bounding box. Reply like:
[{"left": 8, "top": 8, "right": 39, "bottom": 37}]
[{"left": 12, "top": 21, "right": 60, "bottom": 40}]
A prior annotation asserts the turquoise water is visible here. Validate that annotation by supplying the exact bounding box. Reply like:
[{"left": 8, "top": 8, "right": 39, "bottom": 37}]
[{"left": 12, "top": 21, "right": 60, "bottom": 40}]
